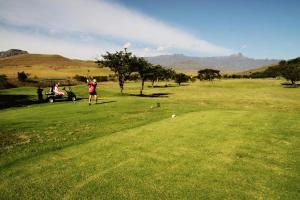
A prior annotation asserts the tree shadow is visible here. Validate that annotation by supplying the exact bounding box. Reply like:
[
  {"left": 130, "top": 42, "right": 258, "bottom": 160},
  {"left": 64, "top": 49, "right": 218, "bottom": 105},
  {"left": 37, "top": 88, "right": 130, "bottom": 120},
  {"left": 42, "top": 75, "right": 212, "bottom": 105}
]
[
  {"left": 0, "top": 94, "right": 37, "bottom": 109},
  {"left": 0, "top": 95, "right": 88, "bottom": 109},
  {"left": 148, "top": 84, "right": 189, "bottom": 88},
  {"left": 281, "top": 83, "right": 300, "bottom": 88},
  {"left": 282, "top": 85, "right": 299, "bottom": 88},
  {"left": 96, "top": 100, "right": 117, "bottom": 104},
  {"left": 130, "top": 93, "right": 171, "bottom": 98}
]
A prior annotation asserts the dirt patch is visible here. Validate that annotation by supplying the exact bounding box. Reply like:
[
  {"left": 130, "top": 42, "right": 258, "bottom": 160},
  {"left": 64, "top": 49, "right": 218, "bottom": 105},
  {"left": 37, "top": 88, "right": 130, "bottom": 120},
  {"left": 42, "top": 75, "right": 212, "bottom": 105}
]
[{"left": 0, "top": 132, "right": 32, "bottom": 150}]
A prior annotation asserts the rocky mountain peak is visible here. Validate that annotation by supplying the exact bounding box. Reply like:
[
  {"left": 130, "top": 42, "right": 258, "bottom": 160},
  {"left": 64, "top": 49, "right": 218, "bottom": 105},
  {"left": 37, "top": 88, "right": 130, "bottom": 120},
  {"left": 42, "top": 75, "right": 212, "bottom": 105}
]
[
  {"left": 229, "top": 52, "right": 244, "bottom": 57},
  {"left": 0, "top": 49, "right": 29, "bottom": 58}
]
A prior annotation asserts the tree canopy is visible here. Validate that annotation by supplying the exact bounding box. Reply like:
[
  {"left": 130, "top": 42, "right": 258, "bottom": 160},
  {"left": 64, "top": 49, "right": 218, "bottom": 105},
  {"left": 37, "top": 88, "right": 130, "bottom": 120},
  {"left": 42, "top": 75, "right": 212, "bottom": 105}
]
[
  {"left": 278, "top": 58, "right": 300, "bottom": 84},
  {"left": 198, "top": 69, "right": 221, "bottom": 81},
  {"left": 97, "top": 49, "right": 135, "bottom": 93},
  {"left": 97, "top": 49, "right": 191, "bottom": 94},
  {"left": 174, "top": 73, "right": 190, "bottom": 85},
  {"left": 131, "top": 56, "right": 153, "bottom": 95}
]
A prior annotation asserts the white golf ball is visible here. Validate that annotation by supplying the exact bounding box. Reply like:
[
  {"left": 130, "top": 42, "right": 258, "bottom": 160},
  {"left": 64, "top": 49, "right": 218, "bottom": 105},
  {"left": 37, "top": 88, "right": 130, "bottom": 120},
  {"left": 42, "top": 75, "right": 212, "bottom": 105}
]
[{"left": 172, "top": 114, "right": 176, "bottom": 118}]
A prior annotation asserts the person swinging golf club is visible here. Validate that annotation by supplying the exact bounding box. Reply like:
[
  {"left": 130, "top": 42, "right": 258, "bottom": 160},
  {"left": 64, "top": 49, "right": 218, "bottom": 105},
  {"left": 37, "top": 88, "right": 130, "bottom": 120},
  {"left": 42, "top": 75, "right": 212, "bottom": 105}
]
[{"left": 87, "top": 78, "right": 98, "bottom": 105}]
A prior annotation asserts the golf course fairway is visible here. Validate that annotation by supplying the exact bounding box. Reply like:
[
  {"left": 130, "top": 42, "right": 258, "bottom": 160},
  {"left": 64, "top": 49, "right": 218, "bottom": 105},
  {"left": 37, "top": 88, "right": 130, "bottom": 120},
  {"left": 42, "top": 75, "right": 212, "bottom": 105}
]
[{"left": 0, "top": 79, "right": 299, "bottom": 199}]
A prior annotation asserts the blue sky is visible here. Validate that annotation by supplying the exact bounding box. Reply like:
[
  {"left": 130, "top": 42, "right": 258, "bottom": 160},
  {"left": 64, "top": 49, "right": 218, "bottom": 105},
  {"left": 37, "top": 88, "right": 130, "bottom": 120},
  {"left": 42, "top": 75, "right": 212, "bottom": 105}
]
[
  {"left": 118, "top": 0, "right": 300, "bottom": 59},
  {"left": 0, "top": 0, "right": 299, "bottom": 59}
]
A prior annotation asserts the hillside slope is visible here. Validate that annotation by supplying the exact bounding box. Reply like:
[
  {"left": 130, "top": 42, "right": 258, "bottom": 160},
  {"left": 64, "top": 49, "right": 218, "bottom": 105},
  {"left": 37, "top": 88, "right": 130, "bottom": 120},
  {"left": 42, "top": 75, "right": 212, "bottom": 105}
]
[
  {"left": 0, "top": 54, "right": 112, "bottom": 78},
  {"left": 237, "top": 65, "right": 270, "bottom": 75}
]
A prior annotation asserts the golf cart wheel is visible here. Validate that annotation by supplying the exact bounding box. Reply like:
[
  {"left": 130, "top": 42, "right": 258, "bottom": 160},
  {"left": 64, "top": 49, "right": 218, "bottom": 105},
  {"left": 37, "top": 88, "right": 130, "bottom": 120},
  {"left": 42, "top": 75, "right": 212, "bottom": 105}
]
[
  {"left": 48, "top": 98, "right": 54, "bottom": 103},
  {"left": 71, "top": 97, "right": 76, "bottom": 102}
]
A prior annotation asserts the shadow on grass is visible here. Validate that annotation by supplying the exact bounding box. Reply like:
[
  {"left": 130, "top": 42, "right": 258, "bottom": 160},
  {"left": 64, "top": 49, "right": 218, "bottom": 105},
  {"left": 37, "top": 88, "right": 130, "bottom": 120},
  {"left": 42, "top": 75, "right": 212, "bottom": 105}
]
[
  {"left": 0, "top": 95, "right": 88, "bottom": 109},
  {"left": 283, "top": 86, "right": 299, "bottom": 88},
  {"left": 96, "top": 100, "right": 117, "bottom": 104},
  {"left": 130, "top": 93, "right": 171, "bottom": 98},
  {"left": 148, "top": 84, "right": 189, "bottom": 88},
  {"left": 281, "top": 83, "right": 300, "bottom": 88},
  {"left": 0, "top": 94, "right": 37, "bottom": 109}
]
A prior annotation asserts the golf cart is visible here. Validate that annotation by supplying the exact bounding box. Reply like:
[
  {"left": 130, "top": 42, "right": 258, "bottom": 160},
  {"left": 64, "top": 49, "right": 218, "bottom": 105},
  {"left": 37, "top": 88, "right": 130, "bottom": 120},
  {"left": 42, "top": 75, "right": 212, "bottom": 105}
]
[{"left": 46, "top": 87, "right": 76, "bottom": 103}]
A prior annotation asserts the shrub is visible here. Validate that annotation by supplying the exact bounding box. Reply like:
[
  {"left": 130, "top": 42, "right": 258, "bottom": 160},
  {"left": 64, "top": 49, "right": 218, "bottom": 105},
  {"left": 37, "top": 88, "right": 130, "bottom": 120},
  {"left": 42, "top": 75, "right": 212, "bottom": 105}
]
[
  {"left": 242, "top": 75, "right": 250, "bottom": 79},
  {"left": 17, "top": 71, "right": 30, "bottom": 82},
  {"left": 0, "top": 74, "right": 15, "bottom": 89},
  {"left": 108, "top": 74, "right": 117, "bottom": 81},
  {"left": 190, "top": 76, "right": 197, "bottom": 82},
  {"left": 222, "top": 74, "right": 229, "bottom": 79},
  {"left": 0, "top": 74, "right": 8, "bottom": 82},
  {"left": 94, "top": 76, "right": 109, "bottom": 82},
  {"left": 73, "top": 75, "right": 86, "bottom": 82}
]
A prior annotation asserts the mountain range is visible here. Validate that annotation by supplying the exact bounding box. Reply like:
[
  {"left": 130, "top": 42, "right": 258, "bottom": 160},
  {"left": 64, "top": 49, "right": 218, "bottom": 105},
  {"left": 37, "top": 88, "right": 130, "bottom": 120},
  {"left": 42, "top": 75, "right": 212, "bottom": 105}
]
[
  {"left": 0, "top": 49, "right": 280, "bottom": 74},
  {"left": 146, "top": 53, "right": 280, "bottom": 72}
]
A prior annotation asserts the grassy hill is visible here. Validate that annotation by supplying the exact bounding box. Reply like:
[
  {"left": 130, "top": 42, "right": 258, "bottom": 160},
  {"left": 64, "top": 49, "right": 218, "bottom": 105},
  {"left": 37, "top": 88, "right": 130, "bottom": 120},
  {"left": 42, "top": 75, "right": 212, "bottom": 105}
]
[
  {"left": 0, "top": 79, "right": 299, "bottom": 199},
  {"left": 237, "top": 64, "right": 276, "bottom": 75},
  {"left": 0, "top": 53, "right": 112, "bottom": 78}
]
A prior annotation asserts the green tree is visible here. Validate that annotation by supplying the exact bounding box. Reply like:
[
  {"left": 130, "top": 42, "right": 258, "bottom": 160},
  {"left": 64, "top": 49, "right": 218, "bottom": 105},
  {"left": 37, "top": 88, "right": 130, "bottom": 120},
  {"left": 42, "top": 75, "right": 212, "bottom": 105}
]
[
  {"left": 162, "top": 68, "right": 176, "bottom": 86},
  {"left": 148, "top": 65, "right": 164, "bottom": 87},
  {"left": 198, "top": 69, "right": 221, "bottom": 81},
  {"left": 97, "top": 49, "right": 134, "bottom": 93},
  {"left": 131, "top": 56, "right": 153, "bottom": 95},
  {"left": 279, "top": 59, "right": 300, "bottom": 84},
  {"left": 174, "top": 73, "right": 190, "bottom": 85}
]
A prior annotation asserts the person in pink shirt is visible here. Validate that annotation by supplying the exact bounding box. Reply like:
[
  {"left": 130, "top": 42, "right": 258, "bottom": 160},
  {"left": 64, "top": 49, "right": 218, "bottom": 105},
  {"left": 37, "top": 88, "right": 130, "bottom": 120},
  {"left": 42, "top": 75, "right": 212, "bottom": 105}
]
[{"left": 87, "top": 79, "right": 98, "bottom": 105}]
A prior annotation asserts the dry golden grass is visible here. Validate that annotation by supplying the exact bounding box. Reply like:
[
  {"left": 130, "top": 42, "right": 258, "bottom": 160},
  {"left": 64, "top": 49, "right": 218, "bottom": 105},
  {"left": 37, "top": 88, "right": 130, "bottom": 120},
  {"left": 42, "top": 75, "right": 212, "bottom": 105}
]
[{"left": 0, "top": 54, "right": 113, "bottom": 78}]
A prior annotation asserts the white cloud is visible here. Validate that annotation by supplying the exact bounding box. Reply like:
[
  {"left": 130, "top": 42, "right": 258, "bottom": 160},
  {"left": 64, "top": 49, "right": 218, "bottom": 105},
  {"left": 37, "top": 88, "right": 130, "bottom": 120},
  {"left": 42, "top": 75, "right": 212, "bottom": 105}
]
[
  {"left": 0, "top": 29, "right": 117, "bottom": 59},
  {"left": 0, "top": 29, "right": 169, "bottom": 59},
  {"left": 241, "top": 44, "right": 248, "bottom": 49},
  {"left": 0, "top": 0, "right": 235, "bottom": 58},
  {"left": 133, "top": 47, "right": 170, "bottom": 57},
  {"left": 123, "top": 42, "right": 131, "bottom": 49},
  {"left": 157, "top": 46, "right": 165, "bottom": 51}
]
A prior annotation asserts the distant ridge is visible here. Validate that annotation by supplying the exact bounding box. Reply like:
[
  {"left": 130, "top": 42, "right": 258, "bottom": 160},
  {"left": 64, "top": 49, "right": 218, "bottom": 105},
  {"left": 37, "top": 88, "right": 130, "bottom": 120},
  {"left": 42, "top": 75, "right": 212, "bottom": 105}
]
[
  {"left": 145, "top": 53, "right": 280, "bottom": 72},
  {"left": 0, "top": 52, "right": 112, "bottom": 78},
  {"left": 0, "top": 49, "right": 280, "bottom": 74},
  {"left": 0, "top": 49, "right": 28, "bottom": 58},
  {"left": 0, "top": 53, "right": 92, "bottom": 67}
]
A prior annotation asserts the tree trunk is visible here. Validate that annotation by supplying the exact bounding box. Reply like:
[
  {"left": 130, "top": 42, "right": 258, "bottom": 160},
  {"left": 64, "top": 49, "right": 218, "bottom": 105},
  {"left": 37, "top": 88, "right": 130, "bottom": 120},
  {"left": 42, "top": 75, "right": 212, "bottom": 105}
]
[
  {"left": 291, "top": 80, "right": 295, "bottom": 85},
  {"left": 140, "top": 79, "right": 145, "bottom": 95},
  {"left": 118, "top": 76, "right": 124, "bottom": 93},
  {"left": 165, "top": 79, "right": 168, "bottom": 87}
]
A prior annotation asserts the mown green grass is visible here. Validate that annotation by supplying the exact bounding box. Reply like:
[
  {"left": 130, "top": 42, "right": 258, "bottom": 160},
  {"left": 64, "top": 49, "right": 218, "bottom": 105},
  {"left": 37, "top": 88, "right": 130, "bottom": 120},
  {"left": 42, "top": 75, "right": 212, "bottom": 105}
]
[{"left": 0, "top": 79, "right": 299, "bottom": 199}]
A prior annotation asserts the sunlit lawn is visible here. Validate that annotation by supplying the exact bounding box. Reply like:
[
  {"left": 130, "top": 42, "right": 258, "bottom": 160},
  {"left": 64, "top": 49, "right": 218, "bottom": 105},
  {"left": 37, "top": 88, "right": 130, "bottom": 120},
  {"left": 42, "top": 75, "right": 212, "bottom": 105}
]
[{"left": 0, "top": 79, "right": 299, "bottom": 199}]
